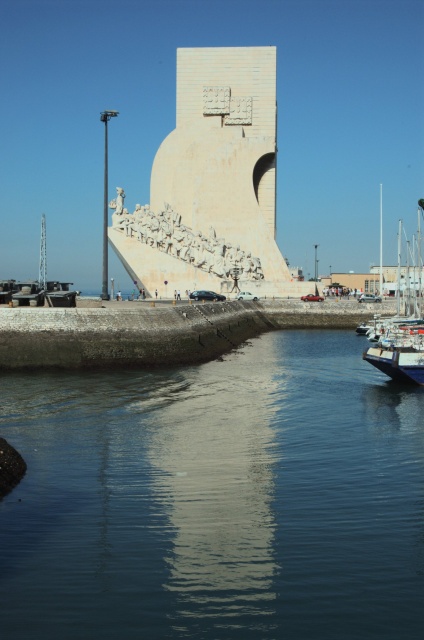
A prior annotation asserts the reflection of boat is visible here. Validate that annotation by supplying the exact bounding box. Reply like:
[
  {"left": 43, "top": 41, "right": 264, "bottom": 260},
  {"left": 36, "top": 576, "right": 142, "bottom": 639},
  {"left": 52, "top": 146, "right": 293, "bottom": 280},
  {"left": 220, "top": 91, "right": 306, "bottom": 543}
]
[
  {"left": 12, "top": 281, "right": 45, "bottom": 307},
  {"left": 0, "top": 280, "right": 16, "bottom": 305},
  {"left": 45, "top": 281, "right": 78, "bottom": 308}
]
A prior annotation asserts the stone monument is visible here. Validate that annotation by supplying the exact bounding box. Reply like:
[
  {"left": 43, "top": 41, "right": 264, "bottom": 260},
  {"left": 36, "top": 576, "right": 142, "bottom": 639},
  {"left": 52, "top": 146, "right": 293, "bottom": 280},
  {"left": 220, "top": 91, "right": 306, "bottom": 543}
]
[{"left": 108, "top": 46, "right": 306, "bottom": 298}]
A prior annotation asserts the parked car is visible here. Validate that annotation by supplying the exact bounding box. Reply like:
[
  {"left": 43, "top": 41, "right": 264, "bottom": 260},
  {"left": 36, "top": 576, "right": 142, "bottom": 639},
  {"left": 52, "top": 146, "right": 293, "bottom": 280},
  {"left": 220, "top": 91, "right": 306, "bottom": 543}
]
[
  {"left": 301, "top": 293, "right": 324, "bottom": 302},
  {"left": 189, "top": 290, "right": 226, "bottom": 301},
  {"left": 236, "top": 291, "right": 260, "bottom": 301},
  {"left": 358, "top": 294, "right": 382, "bottom": 303}
]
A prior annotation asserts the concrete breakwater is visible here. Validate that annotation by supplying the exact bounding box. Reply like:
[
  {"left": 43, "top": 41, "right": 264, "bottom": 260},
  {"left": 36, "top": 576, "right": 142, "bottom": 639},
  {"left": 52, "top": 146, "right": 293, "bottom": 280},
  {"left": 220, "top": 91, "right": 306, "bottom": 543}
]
[{"left": 0, "top": 299, "right": 395, "bottom": 370}]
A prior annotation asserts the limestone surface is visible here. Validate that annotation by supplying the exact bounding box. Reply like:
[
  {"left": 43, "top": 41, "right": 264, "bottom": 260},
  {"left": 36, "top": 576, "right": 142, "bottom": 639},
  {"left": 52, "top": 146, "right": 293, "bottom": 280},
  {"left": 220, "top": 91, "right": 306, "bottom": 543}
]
[{"left": 108, "top": 47, "right": 309, "bottom": 299}]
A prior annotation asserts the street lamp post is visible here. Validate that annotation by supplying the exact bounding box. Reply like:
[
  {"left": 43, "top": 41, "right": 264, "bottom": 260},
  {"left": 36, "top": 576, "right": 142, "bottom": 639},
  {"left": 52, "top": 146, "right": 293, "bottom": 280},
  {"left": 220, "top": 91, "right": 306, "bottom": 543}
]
[
  {"left": 100, "top": 110, "right": 119, "bottom": 300},
  {"left": 314, "top": 244, "right": 319, "bottom": 281}
]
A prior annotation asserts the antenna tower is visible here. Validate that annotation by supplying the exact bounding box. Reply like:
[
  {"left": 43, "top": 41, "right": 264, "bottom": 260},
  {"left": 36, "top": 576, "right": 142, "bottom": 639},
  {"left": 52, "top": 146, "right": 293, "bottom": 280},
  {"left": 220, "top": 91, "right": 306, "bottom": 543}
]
[{"left": 39, "top": 213, "right": 47, "bottom": 289}]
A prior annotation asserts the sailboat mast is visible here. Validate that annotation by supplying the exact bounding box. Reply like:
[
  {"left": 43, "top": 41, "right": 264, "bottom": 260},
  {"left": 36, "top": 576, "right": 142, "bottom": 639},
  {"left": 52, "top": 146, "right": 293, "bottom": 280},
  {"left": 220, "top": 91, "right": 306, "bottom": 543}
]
[
  {"left": 39, "top": 214, "right": 47, "bottom": 290},
  {"left": 406, "top": 239, "right": 411, "bottom": 317},
  {"left": 379, "top": 184, "right": 383, "bottom": 296},
  {"left": 418, "top": 204, "right": 422, "bottom": 318},
  {"left": 396, "top": 219, "right": 402, "bottom": 317}
]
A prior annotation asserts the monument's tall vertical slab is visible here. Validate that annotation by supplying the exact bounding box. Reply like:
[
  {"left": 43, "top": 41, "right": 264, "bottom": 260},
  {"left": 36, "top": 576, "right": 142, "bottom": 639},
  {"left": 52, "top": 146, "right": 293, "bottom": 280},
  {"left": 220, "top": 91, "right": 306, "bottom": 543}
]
[{"left": 109, "top": 47, "right": 297, "bottom": 297}]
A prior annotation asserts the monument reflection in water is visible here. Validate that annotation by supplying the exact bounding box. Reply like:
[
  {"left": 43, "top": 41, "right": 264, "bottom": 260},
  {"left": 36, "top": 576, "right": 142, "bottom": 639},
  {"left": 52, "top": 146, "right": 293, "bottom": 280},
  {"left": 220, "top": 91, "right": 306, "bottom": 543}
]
[
  {"left": 1, "top": 330, "right": 423, "bottom": 639},
  {"left": 141, "top": 338, "right": 281, "bottom": 631}
]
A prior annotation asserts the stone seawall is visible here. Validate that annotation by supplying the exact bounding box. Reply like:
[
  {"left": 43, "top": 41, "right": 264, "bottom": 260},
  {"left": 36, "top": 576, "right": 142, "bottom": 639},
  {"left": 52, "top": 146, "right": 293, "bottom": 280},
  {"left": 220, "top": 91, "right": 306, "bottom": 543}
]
[{"left": 0, "top": 300, "right": 396, "bottom": 370}]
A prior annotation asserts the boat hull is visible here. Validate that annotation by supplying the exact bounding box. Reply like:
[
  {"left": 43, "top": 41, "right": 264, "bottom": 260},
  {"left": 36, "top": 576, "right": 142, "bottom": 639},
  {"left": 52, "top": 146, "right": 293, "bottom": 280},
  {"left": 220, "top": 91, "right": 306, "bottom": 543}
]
[
  {"left": 46, "top": 292, "right": 77, "bottom": 307},
  {"left": 363, "top": 347, "right": 424, "bottom": 385}
]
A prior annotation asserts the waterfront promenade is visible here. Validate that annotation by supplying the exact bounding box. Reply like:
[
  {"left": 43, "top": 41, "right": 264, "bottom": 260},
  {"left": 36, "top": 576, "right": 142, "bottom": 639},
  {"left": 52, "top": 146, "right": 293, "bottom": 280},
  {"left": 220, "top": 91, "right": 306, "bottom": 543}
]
[{"left": 0, "top": 298, "right": 397, "bottom": 370}]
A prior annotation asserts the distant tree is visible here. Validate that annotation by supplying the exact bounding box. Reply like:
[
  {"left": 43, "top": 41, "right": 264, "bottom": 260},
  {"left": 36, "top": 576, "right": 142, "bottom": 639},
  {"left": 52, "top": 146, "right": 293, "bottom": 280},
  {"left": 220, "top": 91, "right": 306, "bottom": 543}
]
[{"left": 418, "top": 199, "right": 424, "bottom": 210}]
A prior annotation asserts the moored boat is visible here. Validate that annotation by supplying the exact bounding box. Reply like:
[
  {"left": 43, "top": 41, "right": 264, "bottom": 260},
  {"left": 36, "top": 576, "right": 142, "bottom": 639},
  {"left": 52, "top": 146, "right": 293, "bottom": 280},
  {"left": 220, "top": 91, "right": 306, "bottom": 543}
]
[
  {"left": 355, "top": 321, "right": 373, "bottom": 335},
  {"left": 363, "top": 344, "right": 424, "bottom": 385},
  {"left": 363, "top": 322, "right": 424, "bottom": 384},
  {"left": 0, "top": 280, "right": 16, "bottom": 305},
  {"left": 45, "top": 281, "right": 78, "bottom": 307},
  {"left": 12, "top": 281, "right": 45, "bottom": 307}
]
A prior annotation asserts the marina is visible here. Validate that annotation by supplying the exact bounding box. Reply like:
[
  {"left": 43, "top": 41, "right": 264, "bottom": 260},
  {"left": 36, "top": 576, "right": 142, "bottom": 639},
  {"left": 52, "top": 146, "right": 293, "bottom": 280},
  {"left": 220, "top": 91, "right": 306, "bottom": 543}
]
[
  {"left": 360, "top": 205, "right": 424, "bottom": 385},
  {"left": 2, "top": 5, "right": 423, "bottom": 637}
]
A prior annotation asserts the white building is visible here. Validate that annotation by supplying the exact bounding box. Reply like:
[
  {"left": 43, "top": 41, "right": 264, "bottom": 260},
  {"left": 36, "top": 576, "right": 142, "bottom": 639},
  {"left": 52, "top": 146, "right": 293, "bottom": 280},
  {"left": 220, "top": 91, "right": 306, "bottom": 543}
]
[{"left": 108, "top": 47, "right": 309, "bottom": 298}]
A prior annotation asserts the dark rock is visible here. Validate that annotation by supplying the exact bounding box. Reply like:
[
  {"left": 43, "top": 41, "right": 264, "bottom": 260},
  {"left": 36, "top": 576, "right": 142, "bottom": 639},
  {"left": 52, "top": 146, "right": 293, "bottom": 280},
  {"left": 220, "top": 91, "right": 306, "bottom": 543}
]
[{"left": 0, "top": 438, "right": 27, "bottom": 498}]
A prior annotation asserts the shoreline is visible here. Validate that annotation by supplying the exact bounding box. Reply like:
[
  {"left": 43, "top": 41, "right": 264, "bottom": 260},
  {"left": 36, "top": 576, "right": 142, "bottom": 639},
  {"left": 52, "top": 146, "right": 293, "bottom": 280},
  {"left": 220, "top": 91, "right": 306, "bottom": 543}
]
[{"left": 0, "top": 299, "right": 396, "bottom": 370}]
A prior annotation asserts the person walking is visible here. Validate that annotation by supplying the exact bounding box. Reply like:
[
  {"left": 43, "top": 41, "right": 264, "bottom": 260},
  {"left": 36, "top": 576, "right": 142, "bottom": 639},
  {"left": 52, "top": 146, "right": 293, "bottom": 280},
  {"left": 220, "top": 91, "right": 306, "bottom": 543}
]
[
  {"left": 177, "top": 290, "right": 181, "bottom": 301},
  {"left": 155, "top": 289, "right": 158, "bottom": 299}
]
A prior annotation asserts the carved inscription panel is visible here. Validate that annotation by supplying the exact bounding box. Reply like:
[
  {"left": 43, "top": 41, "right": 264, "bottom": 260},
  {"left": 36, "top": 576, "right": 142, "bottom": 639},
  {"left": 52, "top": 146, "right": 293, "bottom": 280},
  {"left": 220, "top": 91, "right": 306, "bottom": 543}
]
[
  {"left": 226, "top": 96, "right": 253, "bottom": 125},
  {"left": 203, "top": 86, "right": 231, "bottom": 115}
]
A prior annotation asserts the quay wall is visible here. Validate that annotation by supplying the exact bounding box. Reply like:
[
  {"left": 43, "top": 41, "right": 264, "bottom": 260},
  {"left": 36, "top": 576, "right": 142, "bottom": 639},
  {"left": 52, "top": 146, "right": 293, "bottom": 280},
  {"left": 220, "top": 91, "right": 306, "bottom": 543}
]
[{"left": 0, "top": 300, "right": 396, "bottom": 370}]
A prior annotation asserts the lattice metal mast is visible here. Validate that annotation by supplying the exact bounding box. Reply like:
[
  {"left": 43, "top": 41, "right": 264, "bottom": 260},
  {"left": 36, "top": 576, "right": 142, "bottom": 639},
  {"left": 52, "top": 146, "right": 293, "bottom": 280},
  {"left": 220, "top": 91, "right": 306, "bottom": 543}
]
[{"left": 39, "top": 213, "right": 47, "bottom": 290}]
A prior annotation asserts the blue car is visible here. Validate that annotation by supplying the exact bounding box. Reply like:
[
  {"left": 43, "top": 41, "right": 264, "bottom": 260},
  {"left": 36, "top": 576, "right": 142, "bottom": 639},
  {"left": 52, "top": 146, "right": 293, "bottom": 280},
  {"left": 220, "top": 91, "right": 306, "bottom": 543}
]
[{"left": 189, "top": 290, "right": 226, "bottom": 301}]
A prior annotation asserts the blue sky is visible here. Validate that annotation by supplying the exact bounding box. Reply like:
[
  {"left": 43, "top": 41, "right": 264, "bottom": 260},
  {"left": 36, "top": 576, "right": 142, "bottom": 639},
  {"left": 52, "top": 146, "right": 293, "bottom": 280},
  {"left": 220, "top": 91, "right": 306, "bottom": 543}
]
[{"left": 1, "top": 0, "right": 423, "bottom": 292}]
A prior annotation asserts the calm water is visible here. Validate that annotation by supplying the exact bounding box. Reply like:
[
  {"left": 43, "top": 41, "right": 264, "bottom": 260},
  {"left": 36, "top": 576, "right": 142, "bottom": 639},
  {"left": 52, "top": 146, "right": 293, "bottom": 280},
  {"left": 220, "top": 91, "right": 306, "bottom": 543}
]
[{"left": 1, "top": 330, "right": 423, "bottom": 639}]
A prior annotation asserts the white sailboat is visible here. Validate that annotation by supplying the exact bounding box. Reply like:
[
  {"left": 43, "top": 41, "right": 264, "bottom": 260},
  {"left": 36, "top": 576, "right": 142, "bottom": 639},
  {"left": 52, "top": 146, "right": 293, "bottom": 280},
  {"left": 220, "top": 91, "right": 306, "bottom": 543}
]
[{"left": 363, "top": 200, "right": 424, "bottom": 385}]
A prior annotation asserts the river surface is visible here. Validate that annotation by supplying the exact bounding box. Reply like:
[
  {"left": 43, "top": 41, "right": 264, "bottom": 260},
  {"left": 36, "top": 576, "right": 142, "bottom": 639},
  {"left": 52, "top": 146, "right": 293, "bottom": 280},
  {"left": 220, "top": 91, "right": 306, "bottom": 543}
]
[{"left": 1, "top": 330, "right": 423, "bottom": 640}]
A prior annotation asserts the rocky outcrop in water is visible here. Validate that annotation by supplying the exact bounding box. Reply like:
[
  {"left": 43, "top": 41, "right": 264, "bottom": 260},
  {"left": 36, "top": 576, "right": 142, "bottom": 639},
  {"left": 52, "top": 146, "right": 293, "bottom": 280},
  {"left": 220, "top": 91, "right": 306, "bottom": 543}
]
[{"left": 0, "top": 438, "right": 27, "bottom": 498}]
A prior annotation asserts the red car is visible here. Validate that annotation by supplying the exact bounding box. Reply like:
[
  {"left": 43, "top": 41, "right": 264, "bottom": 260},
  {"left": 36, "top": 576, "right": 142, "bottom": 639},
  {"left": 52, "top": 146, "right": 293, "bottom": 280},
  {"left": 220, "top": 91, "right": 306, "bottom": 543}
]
[{"left": 301, "top": 293, "right": 324, "bottom": 302}]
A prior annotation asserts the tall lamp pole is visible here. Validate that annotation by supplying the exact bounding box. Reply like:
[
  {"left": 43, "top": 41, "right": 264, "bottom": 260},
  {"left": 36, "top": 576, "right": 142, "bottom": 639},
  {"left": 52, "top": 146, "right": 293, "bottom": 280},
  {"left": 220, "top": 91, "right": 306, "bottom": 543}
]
[
  {"left": 100, "top": 110, "right": 119, "bottom": 300},
  {"left": 314, "top": 244, "right": 319, "bottom": 281}
]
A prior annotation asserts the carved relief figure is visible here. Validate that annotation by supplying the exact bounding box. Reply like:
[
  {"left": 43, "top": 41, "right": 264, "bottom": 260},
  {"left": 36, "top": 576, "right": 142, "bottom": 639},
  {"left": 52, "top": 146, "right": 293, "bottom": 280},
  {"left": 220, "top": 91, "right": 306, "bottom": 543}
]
[
  {"left": 211, "top": 239, "right": 227, "bottom": 277},
  {"left": 110, "top": 192, "right": 265, "bottom": 280}
]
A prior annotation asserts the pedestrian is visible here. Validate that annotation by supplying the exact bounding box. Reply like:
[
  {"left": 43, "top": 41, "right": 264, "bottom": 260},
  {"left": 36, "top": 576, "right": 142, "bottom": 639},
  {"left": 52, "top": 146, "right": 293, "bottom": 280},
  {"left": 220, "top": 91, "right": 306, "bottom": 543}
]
[
  {"left": 117, "top": 290, "right": 122, "bottom": 301},
  {"left": 142, "top": 288, "right": 145, "bottom": 300},
  {"left": 174, "top": 290, "right": 177, "bottom": 301},
  {"left": 155, "top": 289, "right": 158, "bottom": 299},
  {"left": 177, "top": 290, "right": 181, "bottom": 301}
]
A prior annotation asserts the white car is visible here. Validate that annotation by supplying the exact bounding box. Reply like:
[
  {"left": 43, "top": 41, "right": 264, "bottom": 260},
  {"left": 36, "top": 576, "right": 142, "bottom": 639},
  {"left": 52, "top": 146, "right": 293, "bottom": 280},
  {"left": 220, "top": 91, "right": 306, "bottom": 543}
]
[{"left": 236, "top": 291, "right": 260, "bottom": 301}]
